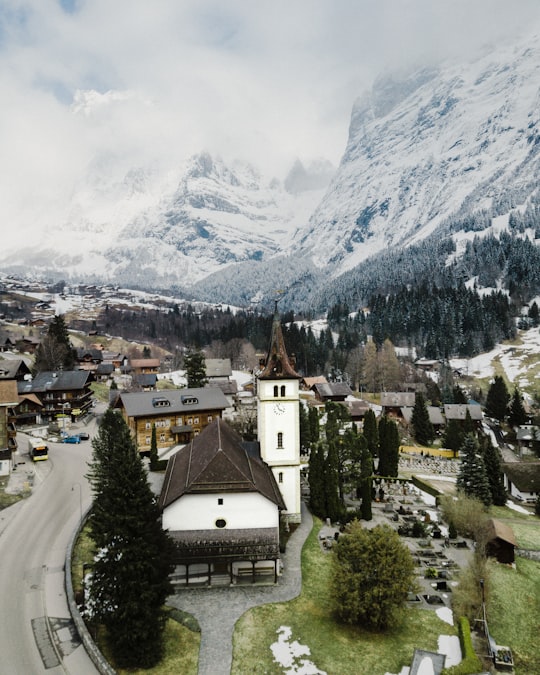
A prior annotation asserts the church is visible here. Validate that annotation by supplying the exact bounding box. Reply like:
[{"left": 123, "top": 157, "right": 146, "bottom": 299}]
[{"left": 158, "top": 306, "right": 302, "bottom": 585}]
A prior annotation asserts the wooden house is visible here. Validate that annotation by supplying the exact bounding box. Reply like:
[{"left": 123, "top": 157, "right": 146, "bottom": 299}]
[
  {"left": 502, "top": 462, "right": 540, "bottom": 504},
  {"left": 16, "top": 371, "right": 93, "bottom": 423},
  {"left": 311, "top": 381, "right": 353, "bottom": 402},
  {"left": 159, "top": 418, "right": 286, "bottom": 585},
  {"left": 443, "top": 404, "right": 483, "bottom": 427},
  {"left": 129, "top": 358, "right": 160, "bottom": 375},
  {"left": 0, "top": 380, "right": 19, "bottom": 455},
  {"left": 483, "top": 518, "right": 516, "bottom": 564},
  {"left": 117, "top": 387, "right": 230, "bottom": 453},
  {"left": 205, "top": 358, "right": 232, "bottom": 381},
  {"left": 381, "top": 392, "right": 415, "bottom": 417}
]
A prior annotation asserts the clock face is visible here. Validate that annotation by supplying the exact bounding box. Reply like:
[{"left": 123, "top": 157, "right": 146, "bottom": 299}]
[{"left": 273, "top": 403, "right": 286, "bottom": 415}]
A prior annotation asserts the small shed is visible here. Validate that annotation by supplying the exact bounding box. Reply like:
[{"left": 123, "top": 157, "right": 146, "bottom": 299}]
[{"left": 483, "top": 518, "right": 516, "bottom": 564}]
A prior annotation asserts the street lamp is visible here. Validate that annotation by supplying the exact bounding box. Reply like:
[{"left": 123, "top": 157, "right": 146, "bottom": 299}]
[{"left": 72, "top": 482, "right": 82, "bottom": 527}]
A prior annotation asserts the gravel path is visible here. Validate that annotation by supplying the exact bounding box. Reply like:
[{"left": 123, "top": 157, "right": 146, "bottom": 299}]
[{"left": 167, "top": 502, "right": 313, "bottom": 675}]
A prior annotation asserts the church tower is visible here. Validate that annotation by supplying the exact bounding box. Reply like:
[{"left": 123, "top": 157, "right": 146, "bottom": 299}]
[{"left": 257, "top": 304, "right": 302, "bottom": 523}]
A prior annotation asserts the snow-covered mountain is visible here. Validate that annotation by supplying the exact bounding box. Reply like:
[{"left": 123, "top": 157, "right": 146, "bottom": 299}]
[
  {"left": 294, "top": 32, "right": 540, "bottom": 273},
  {"left": 2, "top": 29, "right": 540, "bottom": 303}
]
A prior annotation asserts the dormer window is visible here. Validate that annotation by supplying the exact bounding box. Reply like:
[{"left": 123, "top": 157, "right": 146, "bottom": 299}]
[
  {"left": 152, "top": 397, "right": 170, "bottom": 408},
  {"left": 181, "top": 395, "right": 199, "bottom": 405}
]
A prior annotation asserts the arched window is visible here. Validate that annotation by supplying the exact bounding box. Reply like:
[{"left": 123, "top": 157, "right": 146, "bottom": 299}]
[
  {"left": 273, "top": 385, "right": 279, "bottom": 397},
  {"left": 277, "top": 432, "right": 283, "bottom": 448},
  {"left": 280, "top": 385, "right": 286, "bottom": 397},
  {"left": 278, "top": 472, "right": 283, "bottom": 483}
]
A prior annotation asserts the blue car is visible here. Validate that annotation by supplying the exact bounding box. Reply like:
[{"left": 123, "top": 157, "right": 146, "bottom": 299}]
[{"left": 63, "top": 435, "right": 81, "bottom": 444}]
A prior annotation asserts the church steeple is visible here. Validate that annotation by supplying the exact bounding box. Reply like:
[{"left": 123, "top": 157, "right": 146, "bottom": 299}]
[{"left": 258, "top": 301, "right": 300, "bottom": 380}]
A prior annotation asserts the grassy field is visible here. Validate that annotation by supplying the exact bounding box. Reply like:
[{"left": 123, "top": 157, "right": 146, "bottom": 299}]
[
  {"left": 231, "top": 519, "right": 456, "bottom": 675},
  {"left": 487, "top": 557, "right": 540, "bottom": 675},
  {"left": 0, "top": 476, "right": 24, "bottom": 509}
]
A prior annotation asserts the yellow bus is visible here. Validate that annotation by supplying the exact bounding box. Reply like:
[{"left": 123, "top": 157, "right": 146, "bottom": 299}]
[{"left": 28, "top": 437, "right": 49, "bottom": 461}]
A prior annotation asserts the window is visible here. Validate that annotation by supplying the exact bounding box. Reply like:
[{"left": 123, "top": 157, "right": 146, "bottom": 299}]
[
  {"left": 159, "top": 433, "right": 166, "bottom": 442},
  {"left": 218, "top": 498, "right": 223, "bottom": 505},
  {"left": 145, "top": 422, "right": 151, "bottom": 430},
  {"left": 273, "top": 385, "right": 278, "bottom": 397},
  {"left": 145, "top": 436, "right": 151, "bottom": 445},
  {"left": 278, "top": 472, "right": 283, "bottom": 483},
  {"left": 176, "top": 417, "right": 183, "bottom": 425},
  {"left": 194, "top": 417, "right": 199, "bottom": 425},
  {"left": 187, "top": 417, "right": 193, "bottom": 425},
  {"left": 207, "top": 415, "right": 213, "bottom": 422},
  {"left": 215, "top": 518, "right": 226, "bottom": 529},
  {"left": 280, "top": 385, "right": 286, "bottom": 397},
  {"left": 277, "top": 432, "right": 283, "bottom": 448}
]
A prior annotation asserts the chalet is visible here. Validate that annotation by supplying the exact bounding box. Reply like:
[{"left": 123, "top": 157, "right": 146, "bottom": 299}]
[
  {"left": 16, "top": 371, "right": 93, "bottom": 423},
  {"left": 414, "top": 358, "right": 440, "bottom": 373},
  {"left": 0, "top": 358, "right": 32, "bottom": 381},
  {"left": 300, "top": 375, "right": 328, "bottom": 391},
  {"left": 209, "top": 380, "right": 239, "bottom": 408},
  {"left": 502, "top": 462, "right": 540, "bottom": 504},
  {"left": 402, "top": 405, "right": 445, "bottom": 432},
  {"left": 129, "top": 358, "right": 160, "bottom": 375},
  {"left": 95, "top": 363, "right": 115, "bottom": 381},
  {"left": 443, "top": 404, "right": 483, "bottom": 427},
  {"left": 16, "top": 336, "right": 40, "bottom": 354},
  {"left": 482, "top": 518, "right": 516, "bottom": 564},
  {"left": 381, "top": 392, "right": 415, "bottom": 417},
  {"left": 75, "top": 348, "right": 103, "bottom": 372},
  {"left": 205, "top": 358, "right": 232, "bottom": 381},
  {"left": 0, "top": 336, "right": 16, "bottom": 353},
  {"left": 0, "top": 380, "right": 19, "bottom": 455},
  {"left": 311, "top": 381, "right": 353, "bottom": 402},
  {"left": 16, "top": 393, "right": 44, "bottom": 426},
  {"left": 515, "top": 425, "right": 537, "bottom": 457},
  {"left": 344, "top": 398, "right": 370, "bottom": 423},
  {"left": 132, "top": 373, "right": 158, "bottom": 391},
  {"left": 117, "top": 387, "right": 230, "bottom": 453},
  {"left": 159, "top": 418, "right": 286, "bottom": 585}
]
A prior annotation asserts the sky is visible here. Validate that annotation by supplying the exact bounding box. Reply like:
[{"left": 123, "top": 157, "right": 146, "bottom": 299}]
[{"left": 2, "top": 0, "right": 540, "bottom": 236}]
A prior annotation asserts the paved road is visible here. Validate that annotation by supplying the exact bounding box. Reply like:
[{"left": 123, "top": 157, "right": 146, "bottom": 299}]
[{"left": 0, "top": 428, "right": 99, "bottom": 675}]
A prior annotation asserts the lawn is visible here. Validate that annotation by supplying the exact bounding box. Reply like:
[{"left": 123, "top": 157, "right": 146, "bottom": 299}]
[
  {"left": 232, "top": 519, "right": 455, "bottom": 675},
  {"left": 0, "top": 476, "right": 24, "bottom": 510},
  {"left": 489, "top": 505, "right": 540, "bottom": 550},
  {"left": 487, "top": 557, "right": 540, "bottom": 675}
]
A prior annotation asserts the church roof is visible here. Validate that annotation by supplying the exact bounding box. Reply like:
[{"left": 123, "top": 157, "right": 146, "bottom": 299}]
[
  {"left": 159, "top": 418, "right": 286, "bottom": 510},
  {"left": 258, "top": 307, "right": 300, "bottom": 380}
]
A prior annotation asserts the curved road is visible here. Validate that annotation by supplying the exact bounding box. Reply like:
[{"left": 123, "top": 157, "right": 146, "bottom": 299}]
[{"left": 0, "top": 430, "right": 99, "bottom": 674}]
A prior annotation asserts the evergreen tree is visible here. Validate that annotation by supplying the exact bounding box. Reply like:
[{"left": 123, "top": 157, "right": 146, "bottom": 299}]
[
  {"left": 484, "top": 375, "right": 510, "bottom": 422},
  {"left": 411, "top": 392, "right": 435, "bottom": 446},
  {"left": 362, "top": 408, "right": 379, "bottom": 457},
  {"left": 508, "top": 387, "right": 527, "bottom": 427},
  {"left": 378, "top": 416, "right": 400, "bottom": 477},
  {"left": 452, "top": 385, "right": 467, "bottom": 404},
  {"left": 183, "top": 348, "right": 207, "bottom": 388},
  {"left": 480, "top": 438, "right": 507, "bottom": 506},
  {"left": 299, "top": 402, "right": 311, "bottom": 453},
  {"left": 86, "top": 409, "right": 176, "bottom": 669},
  {"left": 308, "top": 442, "right": 326, "bottom": 518},
  {"left": 308, "top": 406, "right": 320, "bottom": 445},
  {"left": 463, "top": 408, "right": 476, "bottom": 436},
  {"left": 359, "top": 439, "right": 373, "bottom": 521},
  {"left": 332, "top": 522, "right": 416, "bottom": 630},
  {"left": 33, "top": 314, "right": 76, "bottom": 373},
  {"left": 442, "top": 418, "right": 464, "bottom": 458},
  {"left": 325, "top": 440, "right": 343, "bottom": 522},
  {"left": 149, "top": 424, "right": 159, "bottom": 470},
  {"left": 456, "top": 434, "right": 492, "bottom": 506}
]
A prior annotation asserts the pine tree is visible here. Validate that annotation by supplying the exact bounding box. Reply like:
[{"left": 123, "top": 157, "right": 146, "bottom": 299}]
[
  {"left": 362, "top": 408, "right": 379, "bottom": 457},
  {"left": 359, "top": 440, "right": 373, "bottom": 521},
  {"left": 183, "top": 348, "right": 207, "bottom": 388},
  {"left": 484, "top": 375, "right": 510, "bottom": 422},
  {"left": 456, "top": 434, "right": 492, "bottom": 506},
  {"left": 33, "top": 314, "right": 76, "bottom": 373},
  {"left": 411, "top": 392, "right": 435, "bottom": 446},
  {"left": 480, "top": 438, "right": 507, "bottom": 506},
  {"left": 442, "top": 418, "right": 463, "bottom": 458},
  {"left": 86, "top": 409, "right": 176, "bottom": 669},
  {"left": 325, "top": 440, "right": 343, "bottom": 522},
  {"left": 508, "top": 387, "right": 527, "bottom": 427},
  {"left": 308, "top": 406, "right": 320, "bottom": 445},
  {"left": 308, "top": 442, "right": 326, "bottom": 518},
  {"left": 149, "top": 424, "right": 159, "bottom": 470},
  {"left": 378, "top": 416, "right": 400, "bottom": 477}
]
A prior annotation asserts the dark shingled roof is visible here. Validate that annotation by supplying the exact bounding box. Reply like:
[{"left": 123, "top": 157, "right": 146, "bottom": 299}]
[
  {"left": 17, "top": 370, "right": 90, "bottom": 394},
  {"left": 258, "top": 308, "right": 300, "bottom": 380},
  {"left": 159, "top": 418, "right": 286, "bottom": 510},
  {"left": 502, "top": 462, "right": 540, "bottom": 493}
]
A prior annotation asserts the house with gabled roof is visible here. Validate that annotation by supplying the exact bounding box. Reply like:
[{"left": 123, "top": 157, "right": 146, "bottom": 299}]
[
  {"left": 502, "top": 461, "right": 540, "bottom": 504},
  {"left": 159, "top": 418, "right": 286, "bottom": 585},
  {"left": 117, "top": 386, "right": 230, "bottom": 453},
  {"left": 311, "top": 381, "right": 353, "bottom": 402},
  {"left": 443, "top": 403, "right": 483, "bottom": 426},
  {"left": 16, "top": 371, "right": 93, "bottom": 423},
  {"left": 381, "top": 392, "right": 415, "bottom": 417}
]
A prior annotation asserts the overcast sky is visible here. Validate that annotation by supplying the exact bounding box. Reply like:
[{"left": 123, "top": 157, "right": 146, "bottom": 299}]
[{"left": 1, "top": 0, "right": 540, "bottom": 233}]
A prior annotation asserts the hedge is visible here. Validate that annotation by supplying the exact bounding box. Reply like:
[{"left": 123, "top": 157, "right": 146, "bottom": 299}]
[{"left": 441, "top": 616, "right": 483, "bottom": 675}]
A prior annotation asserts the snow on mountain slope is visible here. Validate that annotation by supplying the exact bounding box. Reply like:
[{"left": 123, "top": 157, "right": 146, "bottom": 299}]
[
  {"left": 103, "top": 153, "right": 329, "bottom": 284},
  {"left": 296, "top": 31, "right": 540, "bottom": 272}
]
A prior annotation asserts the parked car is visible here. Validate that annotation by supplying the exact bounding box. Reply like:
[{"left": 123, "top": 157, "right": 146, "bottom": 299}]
[
  {"left": 77, "top": 432, "right": 90, "bottom": 441},
  {"left": 63, "top": 435, "right": 81, "bottom": 444}
]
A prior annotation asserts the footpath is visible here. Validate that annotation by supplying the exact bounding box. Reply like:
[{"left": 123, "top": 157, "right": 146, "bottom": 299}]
[{"left": 168, "top": 501, "right": 313, "bottom": 675}]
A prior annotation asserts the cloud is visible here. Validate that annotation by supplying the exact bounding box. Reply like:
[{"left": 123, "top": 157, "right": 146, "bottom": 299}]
[{"left": 1, "top": 0, "right": 540, "bottom": 240}]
